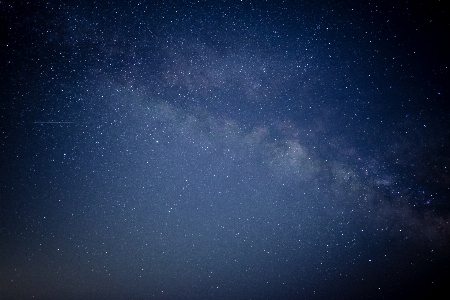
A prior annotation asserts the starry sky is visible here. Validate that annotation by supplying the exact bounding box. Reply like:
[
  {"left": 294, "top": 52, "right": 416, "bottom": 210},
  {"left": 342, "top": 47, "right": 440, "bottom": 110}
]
[{"left": 1, "top": 1, "right": 449, "bottom": 299}]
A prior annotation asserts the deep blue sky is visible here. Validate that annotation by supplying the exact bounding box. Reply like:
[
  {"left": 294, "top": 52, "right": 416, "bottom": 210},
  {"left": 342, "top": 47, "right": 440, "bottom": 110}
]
[{"left": 1, "top": 1, "right": 449, "bottom": 299}]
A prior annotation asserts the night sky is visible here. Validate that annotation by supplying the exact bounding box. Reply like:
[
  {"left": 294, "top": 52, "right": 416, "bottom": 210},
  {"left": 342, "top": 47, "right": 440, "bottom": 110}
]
[{"left": 1, "top": 1, "right": 450, "bottom": 299}]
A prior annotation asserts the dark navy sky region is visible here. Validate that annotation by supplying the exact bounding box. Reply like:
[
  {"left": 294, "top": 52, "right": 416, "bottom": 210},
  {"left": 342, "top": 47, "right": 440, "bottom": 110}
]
[{"left": 1, "top": 1, "right": 449, "bottom": 299}]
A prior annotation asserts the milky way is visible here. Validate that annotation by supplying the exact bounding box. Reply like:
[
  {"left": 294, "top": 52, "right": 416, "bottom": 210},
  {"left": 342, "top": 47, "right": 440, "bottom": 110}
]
[{"left": 1, "top": 1, "right": 449, "bottom": 299}]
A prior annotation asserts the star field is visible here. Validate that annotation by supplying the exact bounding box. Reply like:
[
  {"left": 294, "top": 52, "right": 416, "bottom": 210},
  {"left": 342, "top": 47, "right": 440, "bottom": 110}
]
[{"left": 1, "top": 1, "right": 449, "bottom": 299}]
